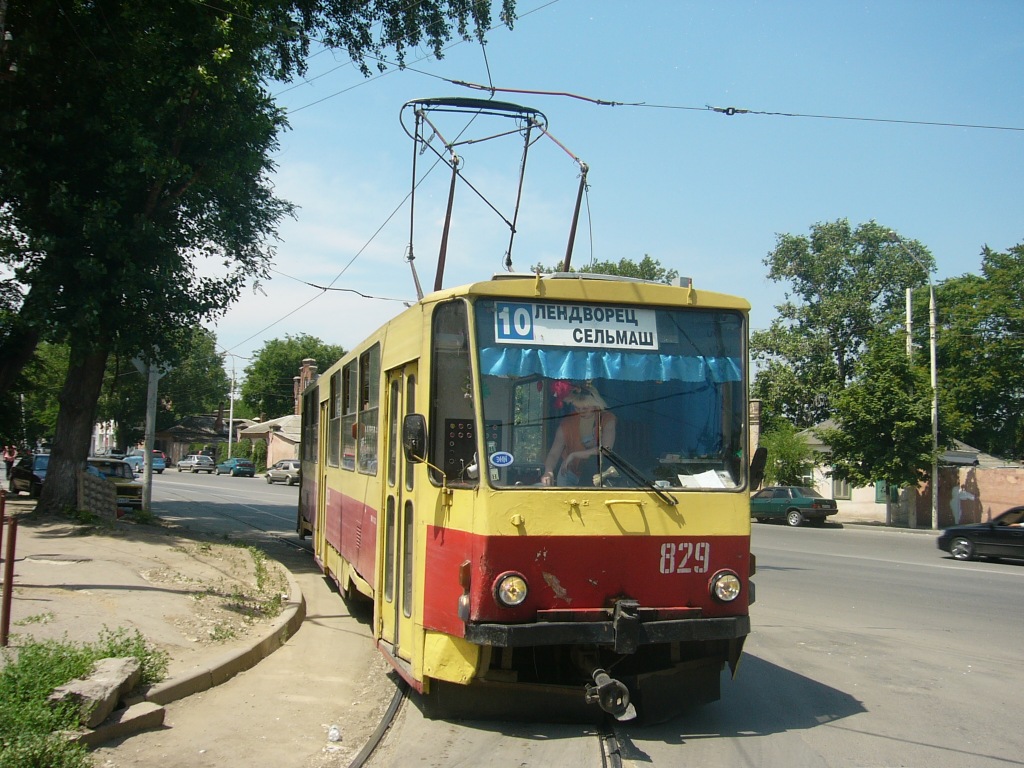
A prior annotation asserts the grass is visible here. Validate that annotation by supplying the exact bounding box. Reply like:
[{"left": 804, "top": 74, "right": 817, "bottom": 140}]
[
  {"left": 13, "top": 611, "right": 55, "bottom": 627},
  {"left": 0, "top": 627, "right": 168, "bottom": 768}
]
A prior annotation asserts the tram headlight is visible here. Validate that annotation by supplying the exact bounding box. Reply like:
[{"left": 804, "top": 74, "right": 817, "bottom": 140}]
[
  {"left": 493, "top": 572, "right": 528, "bottom": 607},
  {"left": 709, "top": 570, "right": 742, "bottom": 603}
]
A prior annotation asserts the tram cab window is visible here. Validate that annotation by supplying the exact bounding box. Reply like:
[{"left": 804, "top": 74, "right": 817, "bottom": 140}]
[
  {"left": 473, "top": 299, "right": 747, "bottom": 492},
  {"left": 429, "top": 301, "right": 478, "bottom": 486}
]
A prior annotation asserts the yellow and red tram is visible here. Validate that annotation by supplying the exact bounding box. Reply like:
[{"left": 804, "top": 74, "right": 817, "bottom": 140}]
[{"left": 298, "top": 271, "right": 754, "bottom": 722}]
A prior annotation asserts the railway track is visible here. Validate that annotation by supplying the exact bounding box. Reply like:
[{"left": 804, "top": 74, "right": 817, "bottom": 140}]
[
  {"left": 348, "top": 681, "right": 627, "bottom": 768},
  {"left": 155, "top": 478, "right": 630, "bottom": 767}
]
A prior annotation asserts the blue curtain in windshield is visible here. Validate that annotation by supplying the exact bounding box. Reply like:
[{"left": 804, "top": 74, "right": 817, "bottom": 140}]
[{"left": 478, "top": 347, "right": 742, "bottom": 383}]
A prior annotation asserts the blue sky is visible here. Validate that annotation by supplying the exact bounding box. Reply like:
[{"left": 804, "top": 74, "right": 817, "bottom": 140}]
[{"left": 212, "top": 0, "right": 1024, "bottom": 372}]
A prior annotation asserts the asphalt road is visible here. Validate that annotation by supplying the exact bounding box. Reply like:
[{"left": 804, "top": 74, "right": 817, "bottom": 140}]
[{"left": 112, "top": 474, "right": 1024, "bottom": 768}]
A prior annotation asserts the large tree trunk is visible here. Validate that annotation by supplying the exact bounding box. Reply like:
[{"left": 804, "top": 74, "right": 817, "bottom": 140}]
[{"left": 36, "top": 345, "right": 109, "bottom": 514}]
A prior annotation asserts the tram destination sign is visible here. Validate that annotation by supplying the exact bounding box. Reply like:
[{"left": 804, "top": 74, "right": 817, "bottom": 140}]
[{"left": 494, "top": 301, "right": 659, "bottom": 350}]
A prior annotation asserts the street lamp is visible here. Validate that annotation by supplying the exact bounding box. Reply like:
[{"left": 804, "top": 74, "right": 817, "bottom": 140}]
[{"left": 889, "top": 233, "right": 939, "bottom": 530}]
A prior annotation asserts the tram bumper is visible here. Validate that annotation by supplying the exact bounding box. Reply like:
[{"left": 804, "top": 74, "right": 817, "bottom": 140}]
[{"left": 463, "top": 612, "right": 750, "bottom": 651}]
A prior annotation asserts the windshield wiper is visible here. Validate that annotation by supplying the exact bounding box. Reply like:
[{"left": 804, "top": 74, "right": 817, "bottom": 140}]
[{"left": 599, "top": 446, "right": 678, "bottom": 506}]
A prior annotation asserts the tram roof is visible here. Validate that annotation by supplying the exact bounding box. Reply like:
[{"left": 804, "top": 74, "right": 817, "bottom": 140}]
[{"left": 421, "top": 272, "right": 751, "bottom": 311}]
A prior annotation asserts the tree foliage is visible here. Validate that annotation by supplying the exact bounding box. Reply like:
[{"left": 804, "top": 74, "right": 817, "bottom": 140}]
[
  {"left": 241, "top": 335, "right": 344, "bottom": 420},
  {"left": 751, "top": 219, "right": 934, "bottom": 428},
  {"left": 533, "top": 255, "right": 679, "bottom": 284},
  {"left": 817, "top": 333, "right": 933, "bottom": 490},
  {"left": 0, "top": 0, "right": 515, "bottom": 511},
  {"left": 934, "top": 243, "right": 1024, "bottom": 459},
  {"left": 96, "top": 329, "right": 231, "bottom": 450},
  {"left": 0, "top": 342, "right": 68, "bottom": 450},
  {"left": 759, "top": 420, "right": 816, "bottom": 487}
]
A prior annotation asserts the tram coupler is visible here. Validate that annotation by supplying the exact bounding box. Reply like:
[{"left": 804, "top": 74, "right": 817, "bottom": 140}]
[{"left": 584, "top": 668, "right": 637, "bottom": 722}]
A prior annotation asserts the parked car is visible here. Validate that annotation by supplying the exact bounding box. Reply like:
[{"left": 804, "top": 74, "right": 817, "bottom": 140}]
[
  {"left": 8, "top": 453, "right": 49, "bottom": 497},
  {"left": 176, "top": 454, "right": 216, "bottom": 473},
  {"left": 265, "top": 459, "right": 301, "bottom": 486},
  {"left": 937, "top": 506, "right": 1024, "bottom": 561},
  {"left": 216, "top": 458, "right": 255, "bottom": 477},
  {"left": 86, "top": 457, "right": 143, "bottom": 509},
  {"left": 124, "top": 452, "right": 166, "bottom": 474},
  {"left": 750, "top": 485, "right": 839, "bottom": 527}
]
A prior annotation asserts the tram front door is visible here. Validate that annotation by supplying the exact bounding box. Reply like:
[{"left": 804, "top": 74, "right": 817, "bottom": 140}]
[{"left": 378, "top": 362, "right": 417, "bottom": 667}]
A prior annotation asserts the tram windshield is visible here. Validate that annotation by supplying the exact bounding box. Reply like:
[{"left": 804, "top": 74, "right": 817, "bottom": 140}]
[{"left": 473, "top": 299, "right": 747, "bottom": 491}]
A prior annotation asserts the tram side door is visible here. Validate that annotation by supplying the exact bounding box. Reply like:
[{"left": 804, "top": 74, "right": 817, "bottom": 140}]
[{"left": 379, "top": 362, "right": 418, "bottom": 665}]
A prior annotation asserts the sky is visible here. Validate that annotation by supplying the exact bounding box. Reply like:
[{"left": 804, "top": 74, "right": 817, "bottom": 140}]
[{"left": 210, "top": 0, "right": 1024, "bottom": 378}]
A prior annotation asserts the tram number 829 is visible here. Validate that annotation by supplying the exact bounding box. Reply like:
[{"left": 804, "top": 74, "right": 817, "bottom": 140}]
[{"left": 659, "top": 541, "right": 711, "bottom": 574}]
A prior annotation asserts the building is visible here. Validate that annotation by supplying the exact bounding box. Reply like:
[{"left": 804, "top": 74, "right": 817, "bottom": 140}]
[
  {"left": 239, "top": 414, "right": 301, "bottom": 467},
  {"left": 797, "top": 421, "right": 1023, "bottom": 527}
]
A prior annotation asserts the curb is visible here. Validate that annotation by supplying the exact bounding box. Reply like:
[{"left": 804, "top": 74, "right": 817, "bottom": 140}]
[
  {"left": 140, "top": 563, "right": 306, "bottom": 706},
  {"left": 84, "top": 561, "right": 307, "bottom": 747}
]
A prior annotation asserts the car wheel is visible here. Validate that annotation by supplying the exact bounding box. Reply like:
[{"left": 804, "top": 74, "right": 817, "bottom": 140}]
[
  {"left": 755, "top": 517, "right": 768, "bottom": 524},
  {"left": 177, "top": 466, "right": 183, "bottom": 472},
  {"left": 786, "top": 509, "right": 804, "bottom": 527},
  {"left": 950, "top": 536, "right": 975, "bottom": 561},
  {"left": 265, "top": 475, "right": 273, "bottom": 484},
  {"left": 287, "top": 477, "right": 296, "bottom": 486}
]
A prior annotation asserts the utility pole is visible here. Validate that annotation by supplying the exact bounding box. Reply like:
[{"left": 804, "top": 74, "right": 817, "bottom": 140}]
[{"left": 891, "top": 232, "right": 939, "bottom": 530}]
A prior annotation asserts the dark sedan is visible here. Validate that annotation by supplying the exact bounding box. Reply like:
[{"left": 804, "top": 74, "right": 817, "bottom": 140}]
[
  {"left": 8, "top": 453, "right": 49, "bottom": 497},
  {"left": 750, "top": 485, "right": 839, "bottom": 527},
  {"left": 937, "top": 506, "right": 1024, "bottom": 561}
]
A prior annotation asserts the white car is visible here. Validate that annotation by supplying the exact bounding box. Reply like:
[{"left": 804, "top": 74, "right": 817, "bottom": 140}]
[
  {"left": 265, "top": 459, "right": 301, "bottom": 486},
  {"left": 176, "top": 454, "right": 216, "bottom": 473}
]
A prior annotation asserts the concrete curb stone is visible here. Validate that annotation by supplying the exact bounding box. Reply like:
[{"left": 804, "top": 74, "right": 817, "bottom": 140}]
[{"left": 1, "top": 495, "right": 307, "bottom": 747}]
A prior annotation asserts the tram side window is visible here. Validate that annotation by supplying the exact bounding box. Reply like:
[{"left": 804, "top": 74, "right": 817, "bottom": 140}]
[
  {"left": 302, "top": 387, "right": 319, "bottom": 463},
  {"left": 341, "top": 362, "right": 358, "bottom": 470},
  {"left": 430, "top": 301, "right": 477, "bottom": 486},
  {"left": 358, "top": 345, "right": 380, "bottom": 475},
  {"left": 328, "top": 372, "right": 341, "bottom": 467}
]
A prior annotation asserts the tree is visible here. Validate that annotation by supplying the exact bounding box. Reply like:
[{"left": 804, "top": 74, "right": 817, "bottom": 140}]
[
  {"left": 751, "top": 219, "right": 934, "bottom": 428},
  {"left": 759, "top": 420, "right": 816, "bottom": 487},
  {"left": 241, "top": 335, "right": 345, "bottom": 420},
  {"left": 0, "top": 1, "right": 516, "bottom": 512},
  {"left": 933, "top": 243, "right": 1024, "bottom": 460},
  {"left": 0, "top": 342, "right": 69, "bottom": 451},
  {"left": 533, "top": 255, "right": 679, "bottom": 284},
  {"left": 95, "top": 328, "right": 231, "bottom": 450},
  {"left": 817, "top": 333, "right": 934, "bottom": 507}
]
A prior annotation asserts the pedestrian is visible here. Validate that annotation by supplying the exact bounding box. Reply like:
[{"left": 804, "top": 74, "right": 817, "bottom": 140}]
[{"left": 3, "top": 444, "right": 16, "bottom": 479}]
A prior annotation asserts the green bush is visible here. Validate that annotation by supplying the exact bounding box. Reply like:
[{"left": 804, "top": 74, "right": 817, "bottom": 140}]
[{"left": 0, "top": 628, "right": 168, "bottom": 767}]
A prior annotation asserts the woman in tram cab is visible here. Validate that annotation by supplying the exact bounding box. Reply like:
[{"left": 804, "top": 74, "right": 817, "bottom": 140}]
[{"left": 540, "top": 382, "right": 617, "bottom": 487}]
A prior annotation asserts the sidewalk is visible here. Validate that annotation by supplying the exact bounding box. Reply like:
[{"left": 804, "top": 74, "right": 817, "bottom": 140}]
[{"left": 0, "top": 495, "right": 304, "bottom": 742}]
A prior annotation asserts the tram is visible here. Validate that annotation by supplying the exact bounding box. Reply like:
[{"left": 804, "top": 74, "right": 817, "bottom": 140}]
[{"left": 297, "top": 271, "right": 755, "bottom": 722}]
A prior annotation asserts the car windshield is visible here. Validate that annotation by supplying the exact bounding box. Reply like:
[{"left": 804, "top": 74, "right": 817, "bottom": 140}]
[
  {"left": 33, "top": 455, "right": 49, "bottom": 471},
  {"left": 91, "top": 462, "right": 133, "bottom": 480}
]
